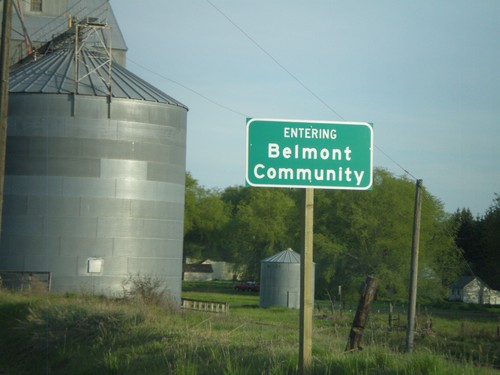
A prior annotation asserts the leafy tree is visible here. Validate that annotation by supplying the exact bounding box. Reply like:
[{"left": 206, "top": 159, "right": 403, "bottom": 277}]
[
  {"left": 452, "top": 194, "right": 500, "bottom": 290},
  {"left": 184, "top": 169, "right": 463, "bottom": 301},
  {"left": 183, "top": 172, "right": 230, "bottom": 261},
  {"left": 220, "top": 187, "right": 299, "bottom": 280},
  {"left": 184, "top": 172, "right": 198, "bottom": 236},
  {"left": 452, "top": 208, "right": 483, "bottom": 272},
  {"left": 313, "top": 169, "right": 462, "bottom": 301},
  {"left": 480, "top": 194, "right": 500, "bottom": 289},
  {"left": 314, "top": 169, "right": 414, "bottom": 299},
  {"left": 418, "top": 190, "right": 464, "bottom": 299}
]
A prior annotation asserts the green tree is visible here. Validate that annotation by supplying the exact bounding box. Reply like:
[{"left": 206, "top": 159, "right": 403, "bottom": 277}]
[
  {"left": 480, "top": 193, "right": 500, "bottom": 289},
  {"left": 417, "top": 190, "right": 464, "bottom": 299},
  {"left": 313, "top": 169, "right": 462, "bottom": 301},
  {"left": 452, "top": 208, "right": 483, "bottom": 273},
  {"left": 452, "top": 195, "right": 500, "bottom": 290},
  {"left": 184, "top": 170, "right": 463, "bottom": 301},
  {"left": 183, "top": 172, "right": 230, "bottom": 261},
  {"left": 220, "top": 187, "right": 299, "bottom": 280},
  {"left": 314, "top": 169, "right": 414, "bottom": 299},
  {"left": 184, "top": 172, "right": 198, "bottom": 236}
]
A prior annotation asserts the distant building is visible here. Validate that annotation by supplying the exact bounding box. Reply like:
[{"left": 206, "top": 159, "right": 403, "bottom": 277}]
[
  {"left": 183, "top": 259, "right": 239, "bottom": 281},
  {"left": 448, "top": 276, "right": 500, "bottom": 305},
  {"left": 183, "top": 263, "right": 214, "bottom": 281}
]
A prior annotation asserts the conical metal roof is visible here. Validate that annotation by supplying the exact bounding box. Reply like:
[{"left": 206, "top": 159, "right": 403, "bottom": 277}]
[
  {"left": 262, "top": 248, "right": 300, "bottom": 263},
  {"left": 9, "top": 48, "right": 187, "bottom": 109}
]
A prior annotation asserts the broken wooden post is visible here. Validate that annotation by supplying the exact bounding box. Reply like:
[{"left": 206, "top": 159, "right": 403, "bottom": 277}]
[
  {"left": 345, "top": 275, "right": 378, "bottom": 351},
  {"left": 388, "top": 302, "right": 393, "bottom": 328}
]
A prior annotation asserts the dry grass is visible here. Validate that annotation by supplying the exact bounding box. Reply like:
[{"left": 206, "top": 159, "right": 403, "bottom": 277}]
[{"left": 0, "top": 285, "right": 498, "bottom": 374}]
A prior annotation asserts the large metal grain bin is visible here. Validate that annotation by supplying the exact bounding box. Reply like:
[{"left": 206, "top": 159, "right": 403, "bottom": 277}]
[
  {"left": 0, "top": 36, "right": 188, "bottom": 302},
  {"left": 259, "top": 248, "right": 314, "bottom": 309}
]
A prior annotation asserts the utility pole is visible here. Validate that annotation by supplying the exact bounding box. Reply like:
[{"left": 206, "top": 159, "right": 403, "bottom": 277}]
[
  {"left": 0, "top": 0, "right": 13, "bottom": 234},
  {"left": 406, "top": 179, "right": 424, "bottom": 352}
]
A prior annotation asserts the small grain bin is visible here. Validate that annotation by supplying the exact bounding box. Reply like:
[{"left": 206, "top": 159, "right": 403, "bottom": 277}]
[{"left": 259, "top": 248, "right": 314, "bottom": 309}]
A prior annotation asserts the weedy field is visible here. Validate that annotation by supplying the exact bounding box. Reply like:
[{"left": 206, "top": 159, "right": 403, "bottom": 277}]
[{"left": 0, "top": 281, "right": 499, "bottom": 374}]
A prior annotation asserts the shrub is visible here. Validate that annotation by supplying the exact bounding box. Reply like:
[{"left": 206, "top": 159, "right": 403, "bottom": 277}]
[{"left": 121, "top": 274, "right": 176, "bottom": 310}]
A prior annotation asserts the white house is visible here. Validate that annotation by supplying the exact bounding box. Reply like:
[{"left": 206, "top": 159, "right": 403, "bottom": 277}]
[
  {"left": 448, "top": 276, "right": 500, "bottom": 305},
  {"left": 183, "top": 259, "right": 239, "bottom": 281}
]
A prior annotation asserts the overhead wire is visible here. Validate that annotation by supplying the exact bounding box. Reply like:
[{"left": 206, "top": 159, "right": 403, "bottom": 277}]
[
  {"left": 374, "top": 145, "right": 418, "bottom": 181},
  {"left": 127, "top": 58, "right": 249, "bottom": 118},
  {"left": 124, "top": 1, "right": 420, "bottom": 182},
  {"left": 205, "top": 0, "right": 345, "bottom": 121},
  {"left": 8, "top": 0, "right": 419, "bottom": 181},
  {"left": 7, "top": 2, "right": 474, "bottom": 281},
  {"left": 204, "top": 0, "right": 419, "bottom": 181}
]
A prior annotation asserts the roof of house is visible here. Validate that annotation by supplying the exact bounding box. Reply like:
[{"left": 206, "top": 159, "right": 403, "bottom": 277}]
[
  {"left": 183, "top": 264, "right": 213, "bottom": 274},
  {"left": 450, "top": 275, "right": 491, "bottom": 289}
]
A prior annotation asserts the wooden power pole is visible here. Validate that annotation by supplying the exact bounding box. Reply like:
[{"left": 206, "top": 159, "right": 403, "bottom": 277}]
[
  {"left": 406, "top": 179, "right": 424, "bottom": 352},
  {"left": 0, "top": 0, "right": 13, "bottom": 233}
]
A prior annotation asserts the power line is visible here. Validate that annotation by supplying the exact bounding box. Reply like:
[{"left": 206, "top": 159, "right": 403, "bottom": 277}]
[
  {"left": 374, "top": 145, "right": 418, "bottom": 181},
  {"left": 127, "top": 58, "right": 249, "bottom": 118},
  {"left": 205, "top": 0, "right": 419, "bottom": 180},
  {"left": 205, "top": 0, "right": 345, "bottom": 121}
]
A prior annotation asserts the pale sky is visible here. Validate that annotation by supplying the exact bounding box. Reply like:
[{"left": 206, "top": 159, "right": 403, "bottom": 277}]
[{"left": 111, "top": 1, "right": 500, "bottom": 216}]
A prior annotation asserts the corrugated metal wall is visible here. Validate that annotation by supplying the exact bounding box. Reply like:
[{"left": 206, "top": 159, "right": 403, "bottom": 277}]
[
  {"left": 260, "top": 261, "right": 301, "bottom": 309},
  {"left": 0, "top": 93, "right": 187, "bottom": 301}
]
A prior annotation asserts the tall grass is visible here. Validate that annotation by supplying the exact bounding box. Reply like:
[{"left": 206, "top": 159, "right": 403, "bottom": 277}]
[{"left": 0, "top": 286, "right": 498, "bottom": 374}]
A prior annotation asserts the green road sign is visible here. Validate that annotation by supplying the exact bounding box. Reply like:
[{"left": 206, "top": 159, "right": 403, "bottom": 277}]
[{"left": 246, "top": 118, "right": 373, "bottom": 190}]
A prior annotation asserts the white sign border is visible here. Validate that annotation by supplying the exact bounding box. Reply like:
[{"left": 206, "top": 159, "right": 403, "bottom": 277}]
[{"left": 245, "top": 118, "right": 374, "bottom": 190}]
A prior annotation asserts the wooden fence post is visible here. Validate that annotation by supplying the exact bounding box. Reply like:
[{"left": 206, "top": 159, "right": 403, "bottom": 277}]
[
  {"left": 388, "top": 303, "right": 393, "bottom": 328},
  {"left": 345, "top": 275, "right": 378, "bottom": 351}
]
